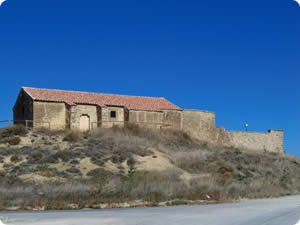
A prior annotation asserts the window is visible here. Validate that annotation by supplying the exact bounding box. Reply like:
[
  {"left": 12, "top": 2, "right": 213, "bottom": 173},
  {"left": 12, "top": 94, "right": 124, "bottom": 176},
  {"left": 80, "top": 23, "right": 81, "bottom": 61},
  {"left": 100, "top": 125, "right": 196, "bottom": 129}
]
[{"left": 110, "top": 111, "right": 116, "bottom": 119}]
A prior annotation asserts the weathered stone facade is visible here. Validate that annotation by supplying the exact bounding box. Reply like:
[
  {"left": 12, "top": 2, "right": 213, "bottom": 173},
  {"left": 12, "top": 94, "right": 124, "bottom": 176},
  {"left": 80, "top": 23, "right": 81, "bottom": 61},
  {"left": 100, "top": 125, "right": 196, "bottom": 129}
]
[
  {"left": 69, "top": 104, "right": 98, "bottom": 130},
  {"left": 181, "top": 110, "right": 284, "bottom": 153},
  {"left": 129, "top": 110, "right": 163, "bottom": 129},
  {"left": 33, "top": 101, "right": 66, "bottom": 129},
  {"left": 101, "top": 106, "right": 125, "bottom": 128},
  {"left": 13, "top": 89, "right": 33, "bottom": 126},
  {"left": 13, "top": 87, "right": 284, "bottom": 153}
]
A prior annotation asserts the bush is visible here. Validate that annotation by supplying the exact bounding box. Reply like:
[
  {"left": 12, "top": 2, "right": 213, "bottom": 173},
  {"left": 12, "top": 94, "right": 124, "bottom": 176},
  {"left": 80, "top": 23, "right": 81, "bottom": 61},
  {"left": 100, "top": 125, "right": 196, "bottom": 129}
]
[
  {"left": 127, "top": 157, "right": 136, "bottom": 168},
  {"left": 217, "top": 163, "right": 234, "bottom": 175},
  {"left": 10, "top": 155, "right": 21, "bottom": 163},
  {"left": 0, "top": 171, "right": 5, "bottom": 177},
  {"left": 111, "top": 155, "right": 120, "bottom": 164},
  {"left": 53, "top": 150, "right": 80, "bottom": 162},
  {"left": 39, "top": 170, "right": 56, "bottom": 178},
  {"left": 1, "top": 125, "right": 27, "bottom": 138},
  {"left": 70, "top": 159, "right": 80, "bottom": 165},
  {"left": 66, "top": 167, "right": 81, "bottom": 174},
  {"left": 8, "top": 136, "right": 21, "bottom": 145},
  {"left": 42, "top": 154, "right": 58, "bottom": 164},
  {"left": 87, "top": 168, "right": 111, "bottom": 185},
  {"left": 63, "top": 131, "right": 80, "bottom": 142},
  {"left": 30, "top": 151, "right": 44, "bottom": 162},
  {"left": 280, "top": 175, "right": 292, "bottom": 189},
  {"left": 162, "top": 129, "right": 192, "bottom": 144}
]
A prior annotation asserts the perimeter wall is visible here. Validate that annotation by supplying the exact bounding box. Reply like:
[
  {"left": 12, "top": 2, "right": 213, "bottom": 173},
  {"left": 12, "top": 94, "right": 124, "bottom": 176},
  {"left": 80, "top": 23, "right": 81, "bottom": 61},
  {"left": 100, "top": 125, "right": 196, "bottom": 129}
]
[{"left": 181, "top": 110, "right": 284, "bottom": 153}]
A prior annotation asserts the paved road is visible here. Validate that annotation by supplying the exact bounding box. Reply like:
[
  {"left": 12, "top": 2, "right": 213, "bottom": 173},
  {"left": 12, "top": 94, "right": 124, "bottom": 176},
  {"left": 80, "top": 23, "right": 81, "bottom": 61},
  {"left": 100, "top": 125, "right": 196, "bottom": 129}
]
[{"left": 0, "top": 195, "right": 300, "bottom": 225}]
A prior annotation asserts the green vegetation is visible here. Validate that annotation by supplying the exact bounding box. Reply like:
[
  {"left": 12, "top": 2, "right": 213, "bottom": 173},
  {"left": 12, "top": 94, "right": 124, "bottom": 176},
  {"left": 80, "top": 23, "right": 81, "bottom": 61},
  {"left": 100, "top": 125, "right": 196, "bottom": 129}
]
[{"left": 0, "top": 124, "right": 299, "bottom": 211}]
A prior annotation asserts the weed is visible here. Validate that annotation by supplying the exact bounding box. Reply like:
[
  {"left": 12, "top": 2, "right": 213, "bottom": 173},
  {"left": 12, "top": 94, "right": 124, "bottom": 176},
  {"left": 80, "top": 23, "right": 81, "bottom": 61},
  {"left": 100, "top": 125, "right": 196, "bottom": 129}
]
[
  {"left": 1, "top": 125, "right": 27, "bottom": 138},
  {"left": 8, "top": 137, "right": 21, "bottom": 145},
  {"left": 10, "top": 155, "right": 21, "bottom": 163},
  {"left": 63, "top": 131, "right": 80, "bottom": 142}
]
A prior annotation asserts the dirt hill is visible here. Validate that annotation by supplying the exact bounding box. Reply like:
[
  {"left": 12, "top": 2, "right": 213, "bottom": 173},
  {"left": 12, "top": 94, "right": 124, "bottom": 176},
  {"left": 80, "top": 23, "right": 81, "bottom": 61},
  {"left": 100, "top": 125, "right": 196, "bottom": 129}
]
[{"left": 0, "top": 125, "right": 299, "bottom": 211}]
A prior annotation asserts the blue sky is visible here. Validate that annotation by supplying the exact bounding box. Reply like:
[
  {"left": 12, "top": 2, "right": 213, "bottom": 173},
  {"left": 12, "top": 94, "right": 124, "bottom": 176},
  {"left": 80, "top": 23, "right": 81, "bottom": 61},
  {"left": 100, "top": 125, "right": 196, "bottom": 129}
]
[{"left": 0, "top": 0, "right": 299, "bottom": 155}]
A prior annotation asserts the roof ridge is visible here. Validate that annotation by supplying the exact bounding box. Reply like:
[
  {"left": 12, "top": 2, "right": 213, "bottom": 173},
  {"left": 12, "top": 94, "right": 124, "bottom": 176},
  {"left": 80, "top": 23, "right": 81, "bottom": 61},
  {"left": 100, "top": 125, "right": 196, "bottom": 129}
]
[
  {"left": 22, "top": 86, "right": 182, "bottom": 111},
  {"left": 22, "top": 87, "right": 166, "bottom": 100}
]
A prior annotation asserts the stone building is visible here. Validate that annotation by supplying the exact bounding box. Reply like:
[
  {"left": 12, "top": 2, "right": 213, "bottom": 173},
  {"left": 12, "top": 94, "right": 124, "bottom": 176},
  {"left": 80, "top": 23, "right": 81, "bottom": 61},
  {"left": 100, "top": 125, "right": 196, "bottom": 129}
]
[
  {"left": 13, "top": 87, "right": 182, "bottom": 131},
  {"left": 13, "top": 87, "right": 284, "bottom": 153}
]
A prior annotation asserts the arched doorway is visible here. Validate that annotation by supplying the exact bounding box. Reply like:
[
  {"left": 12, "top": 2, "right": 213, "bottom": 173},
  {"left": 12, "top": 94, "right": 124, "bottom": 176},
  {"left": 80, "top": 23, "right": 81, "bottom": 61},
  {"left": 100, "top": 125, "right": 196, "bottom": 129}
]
[{"left": 80, "top": 115, "right": 90, "bottom": 131}]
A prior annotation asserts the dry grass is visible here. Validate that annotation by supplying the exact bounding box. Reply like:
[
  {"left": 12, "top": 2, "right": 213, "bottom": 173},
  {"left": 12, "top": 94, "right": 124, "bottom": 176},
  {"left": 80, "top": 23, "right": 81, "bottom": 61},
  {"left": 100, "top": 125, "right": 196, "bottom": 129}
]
[
  {"left": 0, "top": 124, "right": 299, "bottom": 210},
  {"left": 7, "top": 136, "right": 21, "bottom": 145},
  {"left": 0, "top": 125, "right": 27, "bottom": 138},
  {"left": 63, "top": 130, "right": 80, "bottom": 142}
]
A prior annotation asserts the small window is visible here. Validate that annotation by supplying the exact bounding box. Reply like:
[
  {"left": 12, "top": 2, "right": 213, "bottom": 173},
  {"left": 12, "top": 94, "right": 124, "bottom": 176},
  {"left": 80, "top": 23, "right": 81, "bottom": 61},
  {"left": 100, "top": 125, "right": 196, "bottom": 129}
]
[{"left": 110, "top": 111, "right": 116, "bottom": 119}]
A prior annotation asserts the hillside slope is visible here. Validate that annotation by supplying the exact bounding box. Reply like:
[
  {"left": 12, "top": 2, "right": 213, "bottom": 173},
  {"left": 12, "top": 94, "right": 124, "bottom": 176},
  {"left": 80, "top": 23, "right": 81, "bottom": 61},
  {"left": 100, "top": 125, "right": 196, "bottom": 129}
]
[{"left": 0, "top": 125, "right": 299, "bottom": 210}]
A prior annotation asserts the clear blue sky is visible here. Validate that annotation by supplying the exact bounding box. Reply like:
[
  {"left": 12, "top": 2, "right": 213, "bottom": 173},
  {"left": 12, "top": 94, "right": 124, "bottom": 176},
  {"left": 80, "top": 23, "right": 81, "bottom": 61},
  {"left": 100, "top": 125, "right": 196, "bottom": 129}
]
[{"left": 0, "top": 0, "right": 299, "bottom": 155}]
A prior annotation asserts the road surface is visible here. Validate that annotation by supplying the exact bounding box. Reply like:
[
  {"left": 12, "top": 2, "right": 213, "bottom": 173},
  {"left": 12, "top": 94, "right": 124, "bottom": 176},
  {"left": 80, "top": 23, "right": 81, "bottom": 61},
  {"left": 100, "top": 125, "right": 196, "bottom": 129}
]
[{"left": 0, "top": 195, "right": 300, "bottom": 225}]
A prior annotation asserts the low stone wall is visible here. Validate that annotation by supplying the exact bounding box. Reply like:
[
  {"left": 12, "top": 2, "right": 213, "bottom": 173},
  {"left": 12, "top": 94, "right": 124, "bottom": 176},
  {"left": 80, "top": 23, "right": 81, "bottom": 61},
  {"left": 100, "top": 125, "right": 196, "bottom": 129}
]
[
  {"left": 181, "top": 109, "right": 284, "bottom": 153},
  {"left": 225, "top": 129, "right": 284, "bottom": 153}
]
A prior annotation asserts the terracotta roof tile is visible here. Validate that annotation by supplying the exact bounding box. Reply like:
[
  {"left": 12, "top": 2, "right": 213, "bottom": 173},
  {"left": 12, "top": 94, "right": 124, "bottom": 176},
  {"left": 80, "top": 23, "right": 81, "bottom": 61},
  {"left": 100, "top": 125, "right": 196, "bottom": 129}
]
[{"left": 23, "top": 87, "right": 182, "bottom": 111}]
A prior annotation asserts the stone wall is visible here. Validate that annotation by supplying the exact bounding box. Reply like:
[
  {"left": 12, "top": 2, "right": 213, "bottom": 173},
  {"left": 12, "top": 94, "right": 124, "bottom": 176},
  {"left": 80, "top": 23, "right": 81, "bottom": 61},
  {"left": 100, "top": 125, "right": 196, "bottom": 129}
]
[
  {"left": 182, "top": 110, "right": 216, "bottom": 135},
  {"left": 14, "top": 94, "right": 284, "bottom": 153},
  {"left": 181, "top": 109, "right": 284, "bottom": 153},
  {"left": 128, "top": 110, "right": 164, "bottom": 129},
  {"left": 13, "top": 89, "right": 33, "bottom": 126},
  {"left": 33, "top": 101, "right": 66, "bottom": 129},
  {"left": 182, "top": 110, "right": 222, "bottom": 145},
  {"left": 101, "top": 106, "right": 125, "bottom": 128},
  {"left": 162, "top": 110, "right": 182, "bottom": 129},
  {"left": 225, "top": 129, "right": 284, "bottom": 153},
  {"left": 70, "top": 104, "right": 98, "bottom": 130},
  {"left": 128, "top": 110, "right": 183, "bottom": 129}
]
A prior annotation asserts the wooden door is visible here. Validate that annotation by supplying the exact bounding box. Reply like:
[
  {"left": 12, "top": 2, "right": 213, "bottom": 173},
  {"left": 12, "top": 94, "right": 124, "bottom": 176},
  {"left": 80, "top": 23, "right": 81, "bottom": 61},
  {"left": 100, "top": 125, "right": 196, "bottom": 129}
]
[{"left": 80, "top": 115, "right": 90, "bottom": 131}]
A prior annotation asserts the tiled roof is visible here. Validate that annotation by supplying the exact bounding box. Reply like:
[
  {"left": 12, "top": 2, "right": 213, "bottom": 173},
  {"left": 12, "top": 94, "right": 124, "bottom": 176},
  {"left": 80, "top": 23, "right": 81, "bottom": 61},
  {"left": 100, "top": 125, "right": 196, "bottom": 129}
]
[{"left": 22, "top": 87, "right": 182, "bottom": 111}]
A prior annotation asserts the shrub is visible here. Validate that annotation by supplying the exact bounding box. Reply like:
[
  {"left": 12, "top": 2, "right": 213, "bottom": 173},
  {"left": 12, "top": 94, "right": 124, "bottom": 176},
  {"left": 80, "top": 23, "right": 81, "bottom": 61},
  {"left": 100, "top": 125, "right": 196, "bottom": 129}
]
[
  {"left": 39, "top": 170, "right": 56, "bottom": 178},
  {"left": 32, "top": 127, "right": 67, "bottom": 136},
  {"left": 111, "top": 155, "right": 120, "bottom": 164},
  {"left": 0, "top": 171, "right": 5, "bottom": 177},
  {"left": 124, "top": 123, "right": 142, "bottom": 136},
  {"left": 70, "top": 159, "right": 80, "bottom": 165},
  {"left": 38, "top": 164, "right": 49, "bottom": 171},
  {"left": 280, "top": 175, "right": 292, "bottom": 189},
  {"left": 10, "top": 155, "right": 21, "bottom": 163},
  {"left": 1, "top": 125, "right": 27, "bottom": 138},
  {"left": 53, "top": 150, "right": 80, "bottom": 162},
  {"left": 163, "top": 129, "right": 192, "bottom": 144},
  {"left": 63, "top": 131, "right": 80, "bottom": 142},
  {"left": 127, "top": 157, "right": 136, "bottom": 168},
  {"left": 218, "top": 163, "right": 234, "bottom": 175},
  {"left": 42, "top": 154, "right": 58, "bottom": 164},
  {"left": 66, "top": 167, "right": 81, "bottom": 174},
  {"left": 8, "top": 136, "right": 21, "bottom": 145},
  {"left": 30, "top": 151, "right": 44, "bottom": 162},
  {"left": 3, "top": 175, "right": 24, "bottom": 185},
  {"left": 87, "top": 168, "right": 111, "bottom": 185}
]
